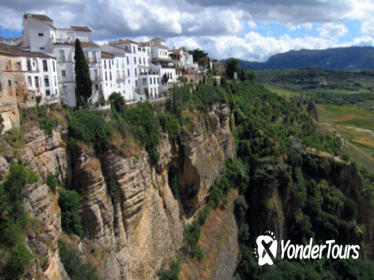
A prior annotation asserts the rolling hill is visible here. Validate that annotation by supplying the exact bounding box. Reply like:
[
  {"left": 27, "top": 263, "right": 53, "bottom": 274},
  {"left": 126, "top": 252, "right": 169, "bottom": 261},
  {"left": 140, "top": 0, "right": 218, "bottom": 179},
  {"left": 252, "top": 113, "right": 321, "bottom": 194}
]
[{"left": 236, "top": 46, "right": 374, "bottom": 70}]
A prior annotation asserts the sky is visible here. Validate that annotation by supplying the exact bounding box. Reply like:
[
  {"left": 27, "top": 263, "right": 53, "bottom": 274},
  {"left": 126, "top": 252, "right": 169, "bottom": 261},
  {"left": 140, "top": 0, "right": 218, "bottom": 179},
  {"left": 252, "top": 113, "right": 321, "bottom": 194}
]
[{"left": 1, "top": 0, "right": 374, "bottom": 62}]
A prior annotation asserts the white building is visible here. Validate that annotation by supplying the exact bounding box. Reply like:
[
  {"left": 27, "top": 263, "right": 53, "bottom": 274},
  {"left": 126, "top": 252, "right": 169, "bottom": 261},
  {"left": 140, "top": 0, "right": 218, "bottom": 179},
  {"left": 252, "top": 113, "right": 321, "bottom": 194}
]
[
  {"left": 20, "top": 14, "right": 196, "bottom": 106},
  {"left": 22, "top": 13, "right": 102, "bottom": 107},
  {"left": 0, "top": 43, "right": 59, "bottom": 106}
]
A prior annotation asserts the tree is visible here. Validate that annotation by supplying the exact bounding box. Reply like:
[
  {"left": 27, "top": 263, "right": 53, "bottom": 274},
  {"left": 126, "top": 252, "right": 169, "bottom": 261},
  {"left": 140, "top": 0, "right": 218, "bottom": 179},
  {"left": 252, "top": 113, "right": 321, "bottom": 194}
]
[
  {"left": 189, "top": 48, "right": 209, "bottom": 68},
  {"left": 74, "top": 39, "right": 92, "bottom": 108},
  {"left": 226, "top": 58, "right": 239, "bottom": 79},
  {"left": 162, "top": 73, "right": 169, "bottom": 85}
]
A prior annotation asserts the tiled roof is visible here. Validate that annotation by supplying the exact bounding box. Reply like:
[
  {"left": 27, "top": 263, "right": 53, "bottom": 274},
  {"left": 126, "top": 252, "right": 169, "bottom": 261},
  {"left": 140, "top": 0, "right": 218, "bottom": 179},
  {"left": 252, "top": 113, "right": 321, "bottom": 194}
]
[
  {"left": 138, "top": 42, "right": 150, "bottom": 47},
  {"left": 24, "top": 13, "right": 53, "bottom": 22},
  {"left": 150, "top": 36, "right": 165, "bottom": 42},
  {"left": 109, "top": 39, "right": 138, "bottom": 46},
  {"left": 0, "top": 43, "right": 54, "bottom": 58},
  {"left": 70, "top": 26, "right": 91, "bottom": 32},
  {"left": 101, "top": 51, "right": 115, "bottom": 59}
]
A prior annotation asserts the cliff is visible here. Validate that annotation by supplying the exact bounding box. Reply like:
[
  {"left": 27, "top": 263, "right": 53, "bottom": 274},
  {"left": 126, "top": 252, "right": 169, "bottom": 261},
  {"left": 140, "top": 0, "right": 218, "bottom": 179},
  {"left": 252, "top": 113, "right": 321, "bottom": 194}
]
[{"left": 0, "top": 103, "right": 237, "bottom": 280}]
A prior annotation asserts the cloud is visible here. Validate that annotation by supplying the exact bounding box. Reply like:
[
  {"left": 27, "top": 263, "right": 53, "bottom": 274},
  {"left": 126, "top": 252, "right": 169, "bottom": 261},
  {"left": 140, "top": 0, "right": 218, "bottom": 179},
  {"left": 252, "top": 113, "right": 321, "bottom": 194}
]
[
  {"left": 317, "top": 23, "right": 348, "bottom": 38},
  {"left": 1, "top": 0, "right": 374, "bottom": 62},
  {"left": 361, "top": 19, "right": 374, "bottom": 35},
  {"left": 167, "top": 32, "right": 340, "bottom": 62}
]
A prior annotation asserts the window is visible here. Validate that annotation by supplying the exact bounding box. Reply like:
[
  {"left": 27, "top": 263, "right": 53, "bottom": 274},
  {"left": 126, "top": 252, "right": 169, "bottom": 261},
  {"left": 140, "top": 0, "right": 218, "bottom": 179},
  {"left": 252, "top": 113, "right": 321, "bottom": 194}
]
[
  {"left": 14, "top": 81, "right": 18, "bottom": 86},
  {"left": 8, "top": 80, "right": 11, "bottom": 87},
  {"left": 128, "top": 69, "right": 130, "bottom": 77},
  {"left": 109, "top": 72, "right": 112, "bottom": 81},
  {"left": 42, "top": 60, "right": 48, "bottom": 71},
  {"left": 46, "top": 89, "right": 50, "bottom": 96},
  {"left": 135, "top": 69, "right": 137, "bottom": 76},
  {"left": 54, "top": 76, "right": 57, "bottom": 87},
  {"left": 38, "top": 33, "right": 44, "bottom": 37},
  {"left": 0, "top": 82, "right": 2, "bottom": 92},
  {"left": 139, "top": 57, "right": 141, "bottom": 64},
  {"left": 150, "top": 78, "right": 152, "bottom": 85},
  {"left": 133, "top": 46, "right": 135, "bottom": 53},
  {"left": 44, "top": 76, "right": 49, "bottom": 87},
  {"left": 35, "top": 77, "right": 39, "bottom": 88},
  {"left": 104, "top": 60, "right": 107, "bottom": 69},
  {"left": 143, "top": 58, "right": 145, "bottom": 65},
  {"left": 40, "top": 47, "right": 45, "bottom": 50},
  {"left": 122, "top": 70, "right": 125, "bottom": 78},
  {"left": 127, "top": 57, "right": 129, "bottom": 64},
  {"left": 117, "top": 71, "right": 119, "bottom": 79},
  {"left": 61, "top": 70, "right": 66, "bottom": 77},
  {"left": 134, "top": 57, "right": 136, "bottom": 64},
  {"left": 59, "top": 50, "right": 65, "bottom": 62},
  {"left": 53, "top": 61, "right": 56, "bottom": 71},
  {"left": 142, "top": 78, "right": 147, "bottom": 86},
  {"left": 105, "top": 72, "right": 108, "bottom": 81},
  {"left": 27, "top": 76, "right": 32, "bottom": 86},
  {"left": 27, "top": 59, "right": 31, "bottom": 71}
]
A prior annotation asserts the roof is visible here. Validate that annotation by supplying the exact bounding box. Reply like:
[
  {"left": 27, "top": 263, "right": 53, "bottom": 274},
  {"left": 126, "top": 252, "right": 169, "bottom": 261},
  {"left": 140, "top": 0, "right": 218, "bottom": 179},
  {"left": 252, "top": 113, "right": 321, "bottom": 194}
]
[
  {"left": 138, "top": 42, "right": 150, "bottom": 47},
  {"left": 150, "top": 37, "right": 165, "bottom": 42},
  {"left": 0, "top": 43, "right": 54, "bottom": 58},
  {"left": 101, "top": 51, "right": 115, "bottom": 59},
  {"left": 152, "top": 57, "right": 172, "bottom": 62},
  {"left": 24, "top": 13, "right": 53, "bottom": 23},
  {"left": 70, "top": 26, "right": 91, "bottom": 32},
  {"left": 109, "top": 39, "right": 138, "bottom": 46}
]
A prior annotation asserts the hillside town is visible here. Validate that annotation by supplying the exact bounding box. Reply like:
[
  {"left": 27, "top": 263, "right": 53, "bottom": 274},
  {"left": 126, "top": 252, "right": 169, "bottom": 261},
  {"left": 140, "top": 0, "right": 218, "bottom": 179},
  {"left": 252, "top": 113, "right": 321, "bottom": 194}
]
[{"left": 0, "top": 13, "right": 219, "bottom": 131}]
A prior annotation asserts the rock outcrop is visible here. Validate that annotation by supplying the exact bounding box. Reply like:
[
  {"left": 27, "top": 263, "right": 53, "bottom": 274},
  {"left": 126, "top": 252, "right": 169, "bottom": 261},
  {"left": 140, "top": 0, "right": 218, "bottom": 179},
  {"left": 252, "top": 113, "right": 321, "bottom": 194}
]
[{"left": 0, "top": 104, "right": 238, "bottom": 280}]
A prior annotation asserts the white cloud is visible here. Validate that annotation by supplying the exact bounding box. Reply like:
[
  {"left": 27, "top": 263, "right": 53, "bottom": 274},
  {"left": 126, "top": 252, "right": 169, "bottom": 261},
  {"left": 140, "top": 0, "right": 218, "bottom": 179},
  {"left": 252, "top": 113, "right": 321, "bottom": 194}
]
[
  {"left": 167, "top": 32, "right": 340, "bottom": 62},
  {"left": 317, "top": 23, "right": 348, "bottom": 38},
  {"left": 247, "top": 20, "right": 257, "bottom": 29},
  {"left": 361, "top": 19, "right": 374, "bottom": 35}
]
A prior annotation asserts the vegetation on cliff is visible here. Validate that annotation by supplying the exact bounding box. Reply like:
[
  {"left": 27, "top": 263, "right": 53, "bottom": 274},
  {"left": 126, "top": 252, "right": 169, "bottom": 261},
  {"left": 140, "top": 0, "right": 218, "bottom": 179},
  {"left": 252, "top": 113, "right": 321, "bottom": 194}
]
[{"left": 0, "top": 164, "right": 38, "bottom": 279}]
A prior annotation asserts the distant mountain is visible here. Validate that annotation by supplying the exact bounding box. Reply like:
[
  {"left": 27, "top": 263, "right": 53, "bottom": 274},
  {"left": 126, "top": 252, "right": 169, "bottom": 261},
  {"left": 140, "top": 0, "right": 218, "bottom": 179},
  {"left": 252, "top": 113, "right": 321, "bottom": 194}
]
[{"left": 235, "top": 47, "right": 374, "bottom": 70}]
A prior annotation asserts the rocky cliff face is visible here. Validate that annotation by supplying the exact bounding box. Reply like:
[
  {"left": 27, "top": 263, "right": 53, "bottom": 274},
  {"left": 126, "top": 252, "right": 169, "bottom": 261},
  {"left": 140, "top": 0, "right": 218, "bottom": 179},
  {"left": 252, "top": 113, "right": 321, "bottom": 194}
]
[{"left": 3, "top": 104, "right": 237, "bottom": 280}]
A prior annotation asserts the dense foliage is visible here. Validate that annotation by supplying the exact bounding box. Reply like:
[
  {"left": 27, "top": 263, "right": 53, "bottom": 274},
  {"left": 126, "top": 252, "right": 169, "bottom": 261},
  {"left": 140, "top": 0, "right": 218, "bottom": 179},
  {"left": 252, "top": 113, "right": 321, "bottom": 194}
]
[
  {"left": 0, "top": 164, "right": 38, "bottom": 279},
  {"left": 46, "top": 172, "right": 58, "bottom": 193},
  {"left": 68, "top": 110, "right": 111, "bottom": 153},
  {"left": 74, "top": 39, "right": 92, "bottom": 107},
  {"left": 110, "top": 96, "right": 160, "bottom": 165},
  {"left": 164, "top": 78, "right": 374, "bottom": 279},
  {"left": 159, "top": 261, "right": 180, "bottom": 280},
  {"left": 58, "top": 240, "right": 99, "bottom": 280},
  {"left": 58, "top": 189, "right": 83, "bottom": 236}
]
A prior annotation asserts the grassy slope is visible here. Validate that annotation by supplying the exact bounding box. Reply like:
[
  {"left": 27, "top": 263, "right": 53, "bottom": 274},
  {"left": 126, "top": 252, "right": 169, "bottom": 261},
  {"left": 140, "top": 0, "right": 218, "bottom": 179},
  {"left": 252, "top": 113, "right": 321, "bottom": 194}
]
[{"left": 260, "top": 68, "right": 374, "bottom": 173}]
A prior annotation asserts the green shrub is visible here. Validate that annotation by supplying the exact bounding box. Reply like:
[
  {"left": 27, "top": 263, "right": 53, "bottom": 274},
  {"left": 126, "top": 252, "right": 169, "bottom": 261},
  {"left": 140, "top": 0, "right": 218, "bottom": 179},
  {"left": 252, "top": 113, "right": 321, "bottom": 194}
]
[
  {"left": 158, "top": 112, "right": 181, "bottom": 140},
  {"left": 234, "top": 195, "right": 248, "bottom": 222},
  {"left": 343, "top": 198, "right": 357, "bottom": 221},
  {"left": 58, "top": 240, "right": 99, "bottom": 280},
  {"left": 46, "top": 172, "right": 58, "bottom": 193},
  {"left": 123, "top": 102, "right": 160, "bottom": 165},
  {"left": 2, "top": 242, "right": 33, "bottom": 280},
  {"left": 109, "top": 92, "right": 126, "bottom": 114},
  {"left": 0, "top": 164, "right": 37, "bottom": 279},
  {"left": 58, "top": 189, "right": 83, "bottom": 236},
  {"left": 197, "top": 207, "right": 210, "bottom": 225},
  {"left": 68, "top": 111, "right": 111, "bottom": 153},
  {"left": 39, "top": 117, "right": 58, "bottom": 136},
  {"left": 159, "top": 261, "right": 180, "bottom": 280}
]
